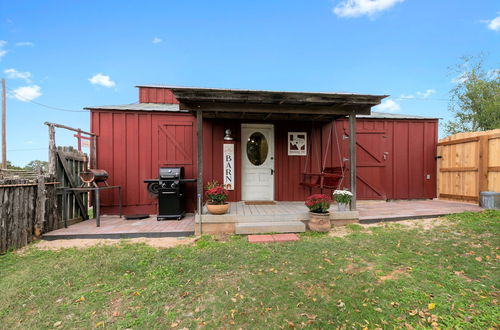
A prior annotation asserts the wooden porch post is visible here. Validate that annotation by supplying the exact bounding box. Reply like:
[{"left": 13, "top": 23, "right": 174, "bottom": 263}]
[
  {"left": 349, "top": 112, "right": 357, "bottom": 210},
  {"left": 196, "top": 110, "right": 203, "bottom": 234}
]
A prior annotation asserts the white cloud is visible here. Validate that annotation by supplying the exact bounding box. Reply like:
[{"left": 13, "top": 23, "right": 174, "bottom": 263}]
[
  {"left": 16, "top": 41, "right": 34, "bottom": 47},
  {"left": 374, "top": 99, "right": 400, "bottom": 112},
  {"left": 9, "top": 85, "right": 42, "bottom": 102},
  {"left": 152, "top": 37, "right": 162, "bottom": 44},
  {"left": 416, "top": 89, "right": 435, "bottom": 98},
  {"left": 399, "top": 94, "right": 414, "bottom": 99},
  {"left": 4, "top": 68, "right": 32, "bottom": 83},
  {"left": 88, "top": 73, "right": 116, "bottom": 87},
  {"left": 483, "top": 15, "right": 500, "bottom": 31},
  {"left": 0, "top": 40, "right": 7, "bottom": 60},
  {"left": 333, "top": 0, "right": 405, "bottom": 18}
]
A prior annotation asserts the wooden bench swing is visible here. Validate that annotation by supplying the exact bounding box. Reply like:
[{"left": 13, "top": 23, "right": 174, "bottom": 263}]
[{"left": 300, "top": 121, "right": 345, "bottom": 191}]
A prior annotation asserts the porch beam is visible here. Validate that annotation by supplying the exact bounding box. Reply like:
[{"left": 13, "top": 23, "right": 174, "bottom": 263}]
[
  {"left": 349, "top": 112, "right": 357, "bottom": 210},
  {"left": 180, "top": 102, "right": 371, "bottom": 116},
  {"left": 196, "top": 110, "right": 203, "bottom": 234}
]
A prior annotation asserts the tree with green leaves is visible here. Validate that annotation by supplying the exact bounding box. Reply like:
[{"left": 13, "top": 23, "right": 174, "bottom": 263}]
[
  {"left": 24, "top": 160, "right": 48, "bottom": 172},
  {"left": 445, "top": 56, "right": 500, "bottom": 135}
]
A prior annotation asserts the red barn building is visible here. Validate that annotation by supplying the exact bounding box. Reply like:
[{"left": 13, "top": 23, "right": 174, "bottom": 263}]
[{"left": 85, "top": 85, "right": 438, "bottom": 216}]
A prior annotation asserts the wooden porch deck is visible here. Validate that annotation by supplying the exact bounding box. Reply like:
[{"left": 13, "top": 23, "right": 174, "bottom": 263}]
[
  {"left": 42, "top": 199, "right": 483, "bottom": 239},
  {"left": 199, "top": 199, "right": 483, "bottom": 222}
]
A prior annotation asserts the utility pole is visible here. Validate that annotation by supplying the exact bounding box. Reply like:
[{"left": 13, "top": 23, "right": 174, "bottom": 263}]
[{"left": 1, "top": 78, "right": 6, "bottom": 169}]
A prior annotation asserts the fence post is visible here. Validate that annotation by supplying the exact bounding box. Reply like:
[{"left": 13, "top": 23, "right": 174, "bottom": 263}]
[
  {"left": 48, "top": 125, "right": 56, "bottom": 175},
  {"left": 35, "top": 170, "right": 46, "bottom": 236},
  {"left": 478, "top": 135, "right": 489, "bottom": 195}
]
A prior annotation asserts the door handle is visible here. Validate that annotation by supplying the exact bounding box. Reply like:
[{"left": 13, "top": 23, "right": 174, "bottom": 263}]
[{"left": 383, "top": 152, "right": 388, "bottom": 160}]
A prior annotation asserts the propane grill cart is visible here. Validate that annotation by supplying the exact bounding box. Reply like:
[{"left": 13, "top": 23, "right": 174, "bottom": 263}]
[{"left": 144, "top": 167, "right": 196, "bottom": 220}]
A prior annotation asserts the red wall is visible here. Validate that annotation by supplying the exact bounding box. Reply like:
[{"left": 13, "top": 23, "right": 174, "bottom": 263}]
[
  {"left": 91, "top": 110, "right": 196, "bottom": 215},
  {"left": 139, "top": 87, "right": 179, "bottom": 104},
  {"left": 91, "top": 109, "right": 438, "bottom": 215}
]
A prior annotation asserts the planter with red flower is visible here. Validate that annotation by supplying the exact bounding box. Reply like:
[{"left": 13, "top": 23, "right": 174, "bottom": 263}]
[
  {"left": 305, "top": 194, "right": 332, "bottom": 232},
  {"left": 205, "top": 181, "right": 230, "bottom": 215}
]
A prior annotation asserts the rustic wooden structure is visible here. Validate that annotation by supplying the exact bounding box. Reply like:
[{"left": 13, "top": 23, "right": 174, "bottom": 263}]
[
  {"left": 46, "top": 122, "right": 98, "bottom": 224},
  {"left": 0, "top": 175, "right": 61, "bottom": 253},
  {"left": 437, "top": 129, "right": 500, "bottom": 203}
]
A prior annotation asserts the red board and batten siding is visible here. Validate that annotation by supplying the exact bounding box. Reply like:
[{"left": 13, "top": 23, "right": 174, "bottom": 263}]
[
  {"left": 91, "top": 87, "right": 437, "bottom": 215},
  {"left": 91, "top": 110, "right": 196, "bottom": 215},
  {"left": 139, "top": 87, "right": 179, "bottom": 104}
]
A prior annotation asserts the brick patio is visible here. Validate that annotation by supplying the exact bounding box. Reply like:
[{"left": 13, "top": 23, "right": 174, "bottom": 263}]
[{"left": 42, "top": 199, "right": 483, "bottom": 239}]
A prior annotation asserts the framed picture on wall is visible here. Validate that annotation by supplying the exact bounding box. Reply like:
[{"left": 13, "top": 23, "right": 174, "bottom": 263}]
[{"left": 288, "top": 132, "right": 307, "bottom": 156}]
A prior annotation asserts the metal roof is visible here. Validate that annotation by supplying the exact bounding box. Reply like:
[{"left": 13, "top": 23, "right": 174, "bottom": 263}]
[
  {"left": 358, "top": 112, "right": 439, "bottom": 120},
  {"left": 84, "top": 103, "right": 182, "bottom": 112},
  {"left": 136, "top": 84, "right": 388, "bottom": 107}
]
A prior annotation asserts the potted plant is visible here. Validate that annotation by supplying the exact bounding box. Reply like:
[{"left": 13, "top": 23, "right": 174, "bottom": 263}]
[
  {"left": 333, "top": 190, "right": 353, "bottom": 211},
  {"left": 205, "top": 181, "right": 229, "bottom": 215},
  {"left": 305, "top": 194, "right": 332, "bottom": 232}
]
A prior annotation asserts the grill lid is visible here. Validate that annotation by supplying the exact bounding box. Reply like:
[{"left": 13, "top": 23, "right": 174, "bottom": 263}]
[{"left": 159, "top": 167, "right": 183, "bottom": 179}]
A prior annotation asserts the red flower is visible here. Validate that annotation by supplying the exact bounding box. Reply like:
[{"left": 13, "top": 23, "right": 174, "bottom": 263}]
[
  {"left": 205, "top": 183, "right": 229, "bottom": 204},
  {"left": 305, "top": 194, "right": 332, "bottom": 213}
]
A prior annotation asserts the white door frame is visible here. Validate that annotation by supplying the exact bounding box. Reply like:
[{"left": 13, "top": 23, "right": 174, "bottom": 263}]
[{"left": 241, "top": 123, "right": 275, "bottom": 201}]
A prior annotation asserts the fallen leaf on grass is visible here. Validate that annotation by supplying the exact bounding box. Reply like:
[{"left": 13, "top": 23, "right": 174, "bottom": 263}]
[
  {"left": 75, "top": 297, "right": 86, "bottom": 303},
  {"left": 428, "top": 303, "right": 436, "bottom": 310},
  {"left": 53, "top": 321, "right": 62, "bottom": 328}
]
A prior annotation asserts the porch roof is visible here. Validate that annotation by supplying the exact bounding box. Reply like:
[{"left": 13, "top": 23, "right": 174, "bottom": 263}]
[{"left": 137, "top": 85, "right": 388, "bottom": 120}]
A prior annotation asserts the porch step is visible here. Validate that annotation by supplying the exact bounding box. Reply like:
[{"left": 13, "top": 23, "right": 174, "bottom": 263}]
[{"left": 235, "top": 221, "right": 306, "bottom": 234}]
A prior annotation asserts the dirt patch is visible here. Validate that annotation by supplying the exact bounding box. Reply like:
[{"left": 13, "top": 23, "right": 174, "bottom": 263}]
[
  {"left": 328, "top": 227, "right": 351, "bottom": 237},
  {"left": 27, "top": 237, "right": 196, "bottom": 251},
  {"left": 377, "top": 268, "right": 410, "bottom": 283},
  {"left": 341, "top": 262, "right": 375, "bottom": 274},
  {"left": 329, "top": 217, "right": 448, "bottom": 237}
]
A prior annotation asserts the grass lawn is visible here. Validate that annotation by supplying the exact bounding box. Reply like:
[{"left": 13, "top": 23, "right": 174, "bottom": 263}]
[{"left": 0, "top": 211, "right": 499, "bottom": 329}]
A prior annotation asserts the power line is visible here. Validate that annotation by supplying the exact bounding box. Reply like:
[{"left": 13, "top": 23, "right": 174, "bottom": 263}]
[
  {"left": 7, "top": 147, "right": 48, "bottom": 152},
  {"left": 5, "top": 86, "right": 87, "bottom": 112}
]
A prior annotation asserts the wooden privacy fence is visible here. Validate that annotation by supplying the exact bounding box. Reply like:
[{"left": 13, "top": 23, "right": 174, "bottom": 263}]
[
  {"left": 437, "top": 129, "right": 500, "bottom": 203},
  {"left": 0, "top": 176, "right": 61, "bottom": 254}
]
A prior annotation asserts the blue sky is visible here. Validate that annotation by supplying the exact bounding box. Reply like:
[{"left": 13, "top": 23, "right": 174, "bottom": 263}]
[{"left": 1, "top": 0, "right": 499, "bottom": 166}]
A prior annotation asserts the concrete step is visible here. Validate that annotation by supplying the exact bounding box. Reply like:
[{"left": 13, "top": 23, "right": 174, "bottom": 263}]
[{"left": 235, "top": 221, "right": 306, "bottom": 234}]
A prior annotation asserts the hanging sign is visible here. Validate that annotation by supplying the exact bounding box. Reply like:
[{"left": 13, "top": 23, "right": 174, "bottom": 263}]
[
  {"left": 288, "top": 132, "right": 307, "bottom": 156},
  {"left": 223, "top": 143, "right": 235, "bottom": 190}
]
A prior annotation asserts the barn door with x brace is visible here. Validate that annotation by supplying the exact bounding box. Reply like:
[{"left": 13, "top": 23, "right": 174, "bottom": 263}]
[{"left": 343, "top": 128, "right": 389, "bottom": 200}]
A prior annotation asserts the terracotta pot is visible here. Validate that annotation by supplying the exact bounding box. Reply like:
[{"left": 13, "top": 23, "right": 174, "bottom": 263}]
[
  {"left": 207, "top": 203, "right": 229, "bottom": 215},
  {"left": 308, "top": 212, "right": 331, "bottom": 232}
]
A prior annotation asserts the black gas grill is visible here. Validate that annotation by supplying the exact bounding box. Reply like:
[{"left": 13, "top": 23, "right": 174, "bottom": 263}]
[{"left": 144, "top": 167, "right": 196, "bottom": 220}]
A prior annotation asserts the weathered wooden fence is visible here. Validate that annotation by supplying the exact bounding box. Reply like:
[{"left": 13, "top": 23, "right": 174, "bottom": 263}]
[
  {"left": 0, "top": 176, "right": 61, "bottom": 254},
  {"left": 437, "top": 129, "right": 500, "bottom": 203}
]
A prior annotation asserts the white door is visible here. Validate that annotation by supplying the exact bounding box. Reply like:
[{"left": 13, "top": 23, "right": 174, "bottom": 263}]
[{"left": 241, "top": 124, "right": 275, "bottom": 201}]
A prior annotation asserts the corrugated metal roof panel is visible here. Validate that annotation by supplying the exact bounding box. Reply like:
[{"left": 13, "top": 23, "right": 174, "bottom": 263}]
[
  {"left": 359, "top": 111, "right": 439, "bottom": 120},
  {"left": 136, "top": 84, "right": 388, "bottom": 100},
  {"left": 84, "top": 103, "right": 182, "bottom": 112}
]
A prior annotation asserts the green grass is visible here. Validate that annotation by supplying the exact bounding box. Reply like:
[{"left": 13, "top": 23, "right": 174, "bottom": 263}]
[{"left": 1, "top": 210, "right": 499, "bottom": 329}]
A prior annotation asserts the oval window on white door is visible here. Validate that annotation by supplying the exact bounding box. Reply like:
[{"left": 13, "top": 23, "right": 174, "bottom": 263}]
[{"left": 247, "top": 132, "right": 268, "bottom": 166}]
